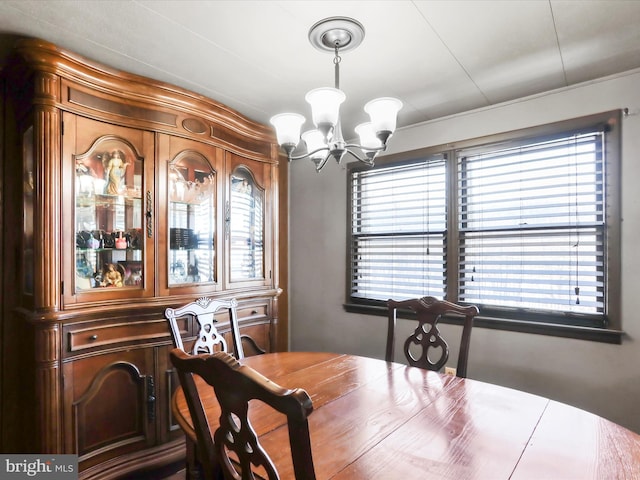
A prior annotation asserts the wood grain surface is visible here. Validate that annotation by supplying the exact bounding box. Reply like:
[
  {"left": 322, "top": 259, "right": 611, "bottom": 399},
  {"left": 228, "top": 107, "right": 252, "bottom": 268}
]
[{"left": 173, "top": 352, "right": 640, "bottom": 479}]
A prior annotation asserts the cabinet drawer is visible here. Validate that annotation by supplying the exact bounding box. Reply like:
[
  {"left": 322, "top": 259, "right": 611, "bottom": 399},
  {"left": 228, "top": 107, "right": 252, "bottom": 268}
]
[
  {"left": 208, "top": 301, "right": 269, "bottom": 325},
  {"left": 237, "top": 303, "right": 268, "bottom": 322},
  {"left": 64, "top": 317, "right": 187, "bottom": 355}
]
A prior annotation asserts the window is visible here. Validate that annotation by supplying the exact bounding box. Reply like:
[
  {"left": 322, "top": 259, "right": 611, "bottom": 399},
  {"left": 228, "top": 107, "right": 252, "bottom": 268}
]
[
  {"left": 350, "top": 155, "right": 447, "bottom": 300},
  {"left": 347, "top": 111, "right": 621, "bottom": 342}
]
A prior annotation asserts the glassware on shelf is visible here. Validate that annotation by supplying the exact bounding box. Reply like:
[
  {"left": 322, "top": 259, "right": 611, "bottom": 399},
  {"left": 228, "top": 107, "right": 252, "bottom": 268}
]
[
  {"left": 74, "top": 137, "right": 144, "bottom": 292},
  {"left": 167, "top": 154, "right": 216, "bottom": 287}
]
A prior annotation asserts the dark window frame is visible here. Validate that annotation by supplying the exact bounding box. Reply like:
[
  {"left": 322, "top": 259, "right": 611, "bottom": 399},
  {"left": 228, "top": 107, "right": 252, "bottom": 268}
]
[{"left": 345, "top": 111, "right": 623, "bottom": 344}]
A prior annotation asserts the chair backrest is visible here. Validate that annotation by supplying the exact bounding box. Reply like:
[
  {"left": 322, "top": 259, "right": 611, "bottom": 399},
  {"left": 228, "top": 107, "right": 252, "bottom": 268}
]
[
  {"left": 386, "top": 296, "right": 479, "bottom": 378},
  {"left": 165, "top": 296, "right": 244, "bottom": 360},
  {"left": 170, "top": 349, "right": 317, "bottom": 480}
]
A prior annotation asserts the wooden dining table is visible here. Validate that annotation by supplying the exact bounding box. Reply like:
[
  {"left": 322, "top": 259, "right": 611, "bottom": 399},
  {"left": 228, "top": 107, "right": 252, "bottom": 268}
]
[{"left": 172, "top": 351, "right": 640, "bottom": 479}]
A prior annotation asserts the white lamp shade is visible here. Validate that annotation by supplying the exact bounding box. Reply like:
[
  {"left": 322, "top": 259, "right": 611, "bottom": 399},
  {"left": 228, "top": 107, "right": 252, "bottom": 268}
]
[
  {"left": 364, "top": 97, "right": 403, "bottom": 133},
  {"left": 355, "top": 122, "right": 382, "bottom": 150},
  {"left": 270, "top": 113, "right": 305, "bottom": 146},
  {"left": 301, "top": 129, "right": 327, "bottom": 159},
  {"left": 305, "top": 87, "right": 346, "bottom": 127}
]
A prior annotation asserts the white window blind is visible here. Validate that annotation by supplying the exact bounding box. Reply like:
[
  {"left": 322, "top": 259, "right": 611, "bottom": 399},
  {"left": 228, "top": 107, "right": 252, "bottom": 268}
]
[
  {"left": 350, "top": 156, "right": 447, "bottom": 301},
  {"left": 348, "top": 112, "right": 620, "bottom": 336},
  {"left": 457, "top": 131, "right": 605, "bottom": 316}
]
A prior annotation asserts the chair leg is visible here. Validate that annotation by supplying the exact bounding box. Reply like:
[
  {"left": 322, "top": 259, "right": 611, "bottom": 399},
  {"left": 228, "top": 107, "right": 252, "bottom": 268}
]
[
  {"left": 185, "top": 437, "right": 200, "bottom": 480},
  {"left": 185, "top": 435, "right": 224, "bottom": 480}
]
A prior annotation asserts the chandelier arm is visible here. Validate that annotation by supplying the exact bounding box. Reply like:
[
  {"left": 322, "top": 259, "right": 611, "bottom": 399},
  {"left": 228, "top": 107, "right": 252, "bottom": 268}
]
[
  {"left": 287, "top": 146, "right": 330, "bottom": 162},
  {"left": 343, "top": 147, "right": 376, "bottom": 166},
  {"left": 344, "top": 143, "right": 387, "bottom": 153}
]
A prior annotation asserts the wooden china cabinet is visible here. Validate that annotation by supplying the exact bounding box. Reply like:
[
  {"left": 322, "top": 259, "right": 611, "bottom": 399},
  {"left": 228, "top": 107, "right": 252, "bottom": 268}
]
[{"left": 0, "top": 38, "right": 286, "bottom": 479}]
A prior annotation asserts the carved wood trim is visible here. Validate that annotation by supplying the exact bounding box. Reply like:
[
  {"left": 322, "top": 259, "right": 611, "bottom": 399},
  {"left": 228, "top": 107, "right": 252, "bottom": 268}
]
[
  {"left": 77, "top": 439, "right": 185, "bottom": 480},
  {"left": 34, "top": 324, "right": 62, "bottom": 452},
  {"left": 35, "top": 323, "right": 60, "bottom": 363},
  {"left": 36, "top": 364, "right": 62, "bottom": 452},
  {"left": 36, "top": 365, "right": 62, "bottom": 451},
  {"left": 34, "top": 105, "right": 61, "bottom": 311},
  {"left": 68, "top": 88, "right": 177, "bottom": 126},
  {"left": 34, "top": 71, "right": 60, "bottom": 102},
  {"left": 182, "top": 117, "right": 207, "bottom": 134},
  {"left": 13, "top": 38, "right": 277, "bottom": 160}
]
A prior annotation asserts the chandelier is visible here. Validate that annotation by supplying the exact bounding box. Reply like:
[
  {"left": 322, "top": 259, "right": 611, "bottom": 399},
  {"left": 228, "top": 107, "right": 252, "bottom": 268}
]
[{"left": 270, "top": 17, "right": 403, "bottom": 172}]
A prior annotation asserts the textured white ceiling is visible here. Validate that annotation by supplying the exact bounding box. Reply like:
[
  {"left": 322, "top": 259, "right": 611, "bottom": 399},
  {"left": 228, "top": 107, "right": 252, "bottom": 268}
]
[{"left": 1, "top": 0, "right": 640, "bottom": 138}]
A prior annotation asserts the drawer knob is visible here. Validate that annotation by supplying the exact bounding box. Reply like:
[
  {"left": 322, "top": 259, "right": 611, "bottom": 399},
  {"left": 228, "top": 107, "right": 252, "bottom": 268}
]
[
  {"left": 251, "top": 310, "right": 258, "bottom": 315},
  {"left": 89, "top": 334, "right": 98, "bottom": 341}
]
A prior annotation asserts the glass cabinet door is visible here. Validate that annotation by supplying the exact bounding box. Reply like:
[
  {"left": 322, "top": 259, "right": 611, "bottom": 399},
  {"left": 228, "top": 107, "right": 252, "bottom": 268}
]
[
  {"left": 74, "top": 137, "right": 144, "bottom": 291},
  {"left": 229, "top": 166, "right": 264, "bottom": 282},
  {"left": 167, "top": 152, "right": 216, "bottom": 286}
]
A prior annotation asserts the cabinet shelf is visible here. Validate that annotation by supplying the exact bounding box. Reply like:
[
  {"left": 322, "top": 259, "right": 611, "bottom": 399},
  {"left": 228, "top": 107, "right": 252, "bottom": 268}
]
[
  {"left": 76, "top": 247, "right": 142, "bottom": 253},
  {"left": 76, "top": 193, "right": 142, "bottom": 207}
]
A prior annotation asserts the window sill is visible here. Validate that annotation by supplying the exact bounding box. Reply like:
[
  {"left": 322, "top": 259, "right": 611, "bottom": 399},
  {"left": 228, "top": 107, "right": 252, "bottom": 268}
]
[{"left": 343, "top": 303, "right": 624, "bottom": 344}]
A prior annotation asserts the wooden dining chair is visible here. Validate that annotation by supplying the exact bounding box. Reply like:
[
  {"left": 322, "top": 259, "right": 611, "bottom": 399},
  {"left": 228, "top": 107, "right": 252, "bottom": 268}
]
[
  {"left": 386, "top": 296, "right": 480, "bottom": 378},
  {"left": 164, "top": 296, "right": 245, "bottom": 480},
  {"left": 164, "top": 296, "right": 244, "bottom": 359},
  {"left": 170, "top": 348, "right": 317, "bottom": 480}
]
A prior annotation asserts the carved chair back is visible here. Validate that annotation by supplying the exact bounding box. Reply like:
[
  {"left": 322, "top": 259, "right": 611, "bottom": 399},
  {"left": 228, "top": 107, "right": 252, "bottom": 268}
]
[
  {"left": 170, "top": 349, "right": 317, "bottom": 480},
  {"left": 165, "top": 297, "right": 245, "bottom": 480},
  {"left": 386, "top": 296, "right": 479, "bottom": 378},
  {"left": 164, "top": 296, "right": 244, "bottom": 360}
]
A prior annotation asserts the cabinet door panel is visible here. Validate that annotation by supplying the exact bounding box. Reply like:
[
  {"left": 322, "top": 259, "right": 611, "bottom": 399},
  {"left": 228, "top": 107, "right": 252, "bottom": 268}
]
[
  {"left": 63, "top": 348, "right": 156, "bottom": 468},
  {"left": 236, "top": 323, "right": 270, "bottom": 356},
  {"left": 225, "top": 152, "right": 274, "bottom": 289},
  {"left": 158, "top": 134, "right": 223, "bottom": 296},
  {"left": 157, "top": 345, "right": 185, "bottom": 444},
  {"left": 62, "top": 113, "right": 155, "bottom": 305}
]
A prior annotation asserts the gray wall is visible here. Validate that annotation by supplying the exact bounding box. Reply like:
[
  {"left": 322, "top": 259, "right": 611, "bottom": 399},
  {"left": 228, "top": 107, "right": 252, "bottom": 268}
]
[{"left": 289, "top": 68, "right": 640, "bottom": 434}]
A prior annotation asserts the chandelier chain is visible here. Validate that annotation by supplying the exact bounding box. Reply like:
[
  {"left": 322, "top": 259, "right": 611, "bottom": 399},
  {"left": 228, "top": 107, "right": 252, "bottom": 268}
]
[{"left": 334, "top": 45, "right": 341, "bottom": 89}]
